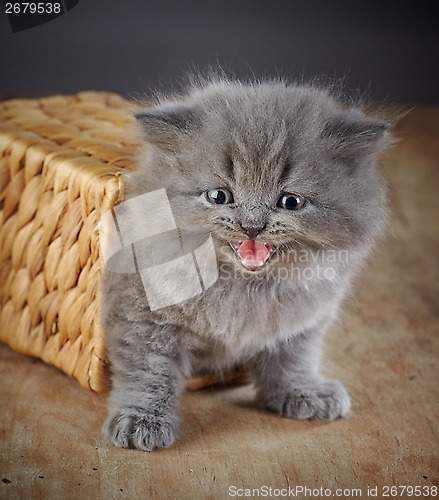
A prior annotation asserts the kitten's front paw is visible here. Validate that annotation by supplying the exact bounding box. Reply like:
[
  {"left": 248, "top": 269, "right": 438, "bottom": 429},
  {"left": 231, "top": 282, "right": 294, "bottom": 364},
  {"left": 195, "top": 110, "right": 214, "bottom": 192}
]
[
  {"left": 103, "top": 410, "right": 178, "bottom": 451},
  {"left": 260, "top": 379, "right": 351, "bottom": 421}
]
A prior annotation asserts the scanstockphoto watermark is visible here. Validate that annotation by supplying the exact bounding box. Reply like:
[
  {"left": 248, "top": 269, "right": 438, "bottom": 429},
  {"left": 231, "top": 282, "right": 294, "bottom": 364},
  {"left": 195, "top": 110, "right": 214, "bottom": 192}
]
[
  {"left": 98, "top": 188, "right": 349, "bottom": 311},
  {"left": 228, "top": 485, "right": 363, "bottom": 497},
  {"left": 250, "top": 248, "right": 350, "bottom": 265},
  {"left": 98, "top": 188, "right": 218, "bottom": 311},
  {"left": 219, "top": 262, "right": 340, "bottom": 283},
  {"left": 218, "top": 248, "right": 349, "bottom": 283},
  {"left": 228, "top": 485, "right": 438, "bottom": 498},
  {"left": 4, "top": 0, "right": 80, "bottom": 33}
]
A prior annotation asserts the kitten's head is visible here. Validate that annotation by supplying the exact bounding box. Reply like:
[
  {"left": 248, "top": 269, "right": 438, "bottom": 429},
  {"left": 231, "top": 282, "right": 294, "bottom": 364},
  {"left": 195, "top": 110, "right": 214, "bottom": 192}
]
[{"left": 130, "top": 79, "right": 390, "bottom": 272}]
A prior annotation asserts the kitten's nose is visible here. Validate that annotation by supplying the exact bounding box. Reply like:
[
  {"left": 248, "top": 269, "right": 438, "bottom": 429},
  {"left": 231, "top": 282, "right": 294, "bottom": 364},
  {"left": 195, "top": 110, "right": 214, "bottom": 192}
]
[{"left": 240, "top": 223, "right": 266, "bottom": 239}]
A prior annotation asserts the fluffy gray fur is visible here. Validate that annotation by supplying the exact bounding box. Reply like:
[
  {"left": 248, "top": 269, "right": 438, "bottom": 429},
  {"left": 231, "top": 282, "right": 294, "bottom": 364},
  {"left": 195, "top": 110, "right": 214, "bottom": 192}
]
[{"left": 102, "top": 76, "right": 390, "bottom": 451}]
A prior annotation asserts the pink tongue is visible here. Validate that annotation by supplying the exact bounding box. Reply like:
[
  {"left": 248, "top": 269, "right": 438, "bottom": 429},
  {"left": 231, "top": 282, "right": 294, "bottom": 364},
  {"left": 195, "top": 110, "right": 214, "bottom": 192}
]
[{"left": 236, "top": 240, "right": 271, "bottom": 270}]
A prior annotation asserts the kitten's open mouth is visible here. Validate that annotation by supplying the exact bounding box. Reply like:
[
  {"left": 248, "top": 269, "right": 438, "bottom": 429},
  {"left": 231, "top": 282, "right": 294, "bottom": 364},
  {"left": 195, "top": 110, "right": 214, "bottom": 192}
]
[{"left": 229, "top": 240, "right": 277, "bottom": 271}]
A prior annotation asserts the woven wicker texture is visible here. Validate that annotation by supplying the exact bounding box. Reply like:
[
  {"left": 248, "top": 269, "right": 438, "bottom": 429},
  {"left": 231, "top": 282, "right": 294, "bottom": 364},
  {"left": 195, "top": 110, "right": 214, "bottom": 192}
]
[
  {"left": 0, "top": 91, "right": 247, "bottom": 393},
  {"left": 0, "top": 91, "right": 140, "bottom": 391}
]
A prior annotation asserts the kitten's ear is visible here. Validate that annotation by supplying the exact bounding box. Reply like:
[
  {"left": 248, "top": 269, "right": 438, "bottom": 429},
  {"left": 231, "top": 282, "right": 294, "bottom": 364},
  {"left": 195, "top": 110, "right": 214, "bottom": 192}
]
[
  {"left": 134, "top": 102, "right": 198, "bottom": 149},
  {"left": 323, "top": 108, "right": 390, "bottom": 160}
]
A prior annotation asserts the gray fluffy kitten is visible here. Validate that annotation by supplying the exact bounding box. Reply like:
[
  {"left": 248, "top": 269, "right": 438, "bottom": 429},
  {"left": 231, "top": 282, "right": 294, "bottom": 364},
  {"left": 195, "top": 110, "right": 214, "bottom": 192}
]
[{"left": 102, "top": 77, "right": 389, "bottom": 451}]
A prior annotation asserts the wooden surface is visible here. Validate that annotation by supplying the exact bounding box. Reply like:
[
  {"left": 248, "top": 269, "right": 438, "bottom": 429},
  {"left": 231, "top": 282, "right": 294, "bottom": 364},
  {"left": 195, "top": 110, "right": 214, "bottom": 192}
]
[{"left": 1, "top": 107, "right": 438, "bottom": 499}]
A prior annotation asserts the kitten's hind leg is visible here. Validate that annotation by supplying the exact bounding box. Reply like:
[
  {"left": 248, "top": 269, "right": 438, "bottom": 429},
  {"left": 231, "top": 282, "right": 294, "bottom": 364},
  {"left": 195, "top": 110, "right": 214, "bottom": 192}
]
[
  {"left": 252, "top": 327, "right": 351, "bottom": 421},
  {"left": 103, "top": 320, "right": 188, "bottom": 452}
]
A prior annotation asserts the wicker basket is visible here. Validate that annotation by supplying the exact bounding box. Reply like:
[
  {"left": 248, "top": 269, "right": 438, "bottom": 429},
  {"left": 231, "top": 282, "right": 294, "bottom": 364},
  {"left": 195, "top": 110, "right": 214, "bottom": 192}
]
[
  {"left": 0, "top": 92, "right": 142, "bottom": 391},
  {"left": 0, "top": 91, "right": 247, "bottom": 392}
]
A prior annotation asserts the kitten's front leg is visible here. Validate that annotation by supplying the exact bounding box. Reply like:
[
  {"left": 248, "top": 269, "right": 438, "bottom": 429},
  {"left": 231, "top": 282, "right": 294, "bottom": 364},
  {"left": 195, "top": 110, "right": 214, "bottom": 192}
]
[
  {"left": 252, "top": 327, "right": 351, "bottom": 420},
  {"left": 103, "top": 319, "right": 187, "bottom": 452}
]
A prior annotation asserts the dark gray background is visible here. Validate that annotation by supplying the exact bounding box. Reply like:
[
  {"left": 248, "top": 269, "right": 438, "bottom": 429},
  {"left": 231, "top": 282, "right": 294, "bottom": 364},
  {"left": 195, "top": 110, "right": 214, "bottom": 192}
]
[{"left": 0, "top": 1, "right": 438, "bottom": 104}]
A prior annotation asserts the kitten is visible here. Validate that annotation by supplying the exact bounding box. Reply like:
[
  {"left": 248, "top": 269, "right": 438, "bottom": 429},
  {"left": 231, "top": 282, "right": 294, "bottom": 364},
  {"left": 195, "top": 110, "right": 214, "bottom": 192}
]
[{"left": 102, "top": 76, "right": 390, "bottom": 451}]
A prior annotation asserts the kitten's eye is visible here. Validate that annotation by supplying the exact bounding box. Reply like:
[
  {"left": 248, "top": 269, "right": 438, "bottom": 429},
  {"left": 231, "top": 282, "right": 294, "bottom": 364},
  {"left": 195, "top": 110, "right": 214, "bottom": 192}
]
[
  {"left": 206, "top": 188, "right": 234, "bottom": 205},
  {"left": 277, "top": 193, "right": 306, "bottom": 210}
]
